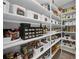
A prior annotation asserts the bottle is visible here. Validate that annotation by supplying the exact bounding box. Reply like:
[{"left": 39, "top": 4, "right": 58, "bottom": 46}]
[
  {"left": 24, "top": 55, "right": 29, "bottom": 59},
  {"left": 14, "top": 52, "right": 23, "bottom": 59},
  {"left": 43, "top": 25, "right": 48, "bottom": 34},
  {"left": 15, "top": 28, "right": 20, "bottom": 39}
]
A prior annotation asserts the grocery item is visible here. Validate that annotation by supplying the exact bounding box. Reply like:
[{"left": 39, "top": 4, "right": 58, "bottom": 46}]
[
  {"left": 20, "top": 23, "right": 48, "bottom": 40},
  {"left": 3, "top": 28, "right": 20, "bottom": 40}
]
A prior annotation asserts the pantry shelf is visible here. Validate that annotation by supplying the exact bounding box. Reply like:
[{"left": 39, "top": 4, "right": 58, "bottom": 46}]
[
  {"left": 62, "top": 18, "right": 75, "bottom": 22},
  {"left": 3, "top": 31, "right": 61, "bottom": 49},
  {"left": 36, "top": 0, "right": 61, "bottom": 14},
  {"left": 31, "top": 39, "right": 61, "bottom": 59},
  {"left": 50, "top": 39, "right": 61, "bottom": 47},
  {"left": 62, "top": 24, "right": 76, "bottom": 27},
  {"left": 3, "top": 13, "right": 51, "bottom": 24},
  {"left": 62, "top": 45, "right": 75, "bottom": 49},
  {"left": 7, "top": 0, "right": 51, "bottom": 17},
  {"left": 63, "top": 31, "right": 76, "bottom": 34},
  {"left": 7, "top": 0, "right": 61, "bottom": 21},
  {"left": 51, "top": 24, "right": 61, "bottom": 27},
  {"left": 51, "top": 14, "right": 60, "bottom": 21},
  {"left": 51, "top": 47, "right": 60, "bottom": 58},
  {"left": 62, "top": 38, "right": 76, "bottom": 42},
  {"left": 3, "top": 0, "right": 76, "bottom": 59},
  {"left": 61, "top": 45, "right": 75, "bottom": 54}
]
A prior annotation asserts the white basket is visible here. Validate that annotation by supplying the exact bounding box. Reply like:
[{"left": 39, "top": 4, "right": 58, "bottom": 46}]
[
  {"left": 10, "top": 4, "right": 27, "bottom": 16},
  {"left": 41, "top": 15, "right": 50, "bottom": 22},
  {"left": 26, "top": 10, "right": 41, "bottom": 20},
  {"left": 51, "top": 19, "right": 55, "bottom": 24}
]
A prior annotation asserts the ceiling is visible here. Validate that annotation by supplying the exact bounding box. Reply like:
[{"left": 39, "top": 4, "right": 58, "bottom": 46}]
[
  {"left": 35, "top": 0, "right": 49, "bottom": 4},
  {"left": 54, "top": 0, "right": 75, "bottom": 8},
  {"left": 36, "top": 0, "right": 75, "bottom": 9}
]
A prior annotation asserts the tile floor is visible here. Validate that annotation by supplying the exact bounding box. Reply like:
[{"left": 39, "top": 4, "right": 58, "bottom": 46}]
[
  {"left": 58, "top": 51, "right": 75, "bottom": 59},
  {"left": 52, "top": 50, "right": 75, "bottom": 59}
]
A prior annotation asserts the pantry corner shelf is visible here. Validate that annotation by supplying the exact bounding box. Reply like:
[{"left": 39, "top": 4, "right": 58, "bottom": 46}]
[
  {"left": 52, "top": 15, "right": 60, "bottom": 21},
  {"left": 62, "top": 38, "right": 76, "bottom": 42},
  {"left": 3, "top": 31, "right": 61, "bottom": 49},
  {"left": 3, "top": 12, "right": 51, "bottom": 24},
  {"left": 51, "top": 47, "right": 60, "bottom": 58},
  {"left": 63, "top": 31, "right": 76, "bottom": 34},
  {"left": 62, "top": 24, "right": 76, "bottom": 27},
  {"left": 61, "top": 45, "right": 76, "bottom": 54},
  {"left": 7, "top": 0, "right": 61, "bottom": 21},
  {"left": 31, "top": 38, "right": 61, "bottom": 59},
  {"left": 62, "top": 45, "right": 75, "bottom": 49},
  {"left": 62, "top": 17, "right": 75, "bottom": 22}
]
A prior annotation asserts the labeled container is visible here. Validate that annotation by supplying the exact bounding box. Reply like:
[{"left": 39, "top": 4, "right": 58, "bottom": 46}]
[
  {"left": 26, "top": 10, "right": 41, "bottom": 20},
  {"left": 10, "top": 4, "right": 26, "bottom": 16},
  {"left": 41, "top": 15, "right": 50, "bottom": 23}
]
